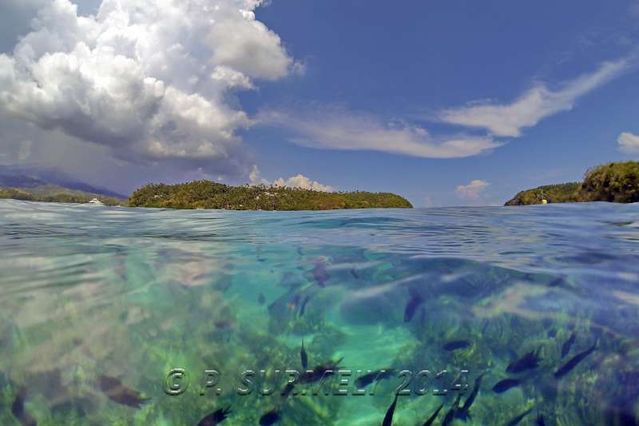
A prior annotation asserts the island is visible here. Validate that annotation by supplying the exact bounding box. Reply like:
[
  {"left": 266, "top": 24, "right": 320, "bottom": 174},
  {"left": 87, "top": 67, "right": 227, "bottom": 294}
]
[
  {"left": 0, "top": 185, "right": 123, "bottom": 206},
  {"left": 506, "top": 161, "right": 639, "bottom": 206},
  {"left": 128, "top": 181, "right": 413, "bottom": 210},
  {"left": 0, "top": 170, "right": 125, "bottom": 206}
]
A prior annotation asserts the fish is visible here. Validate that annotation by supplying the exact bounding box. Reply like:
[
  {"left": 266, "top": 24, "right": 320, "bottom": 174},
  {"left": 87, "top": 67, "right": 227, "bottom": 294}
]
[
  {"left": 505, "top": 408, "right": 533, "bottom": 426},
  {"left": 298, "top": 295, "right": 311, "bottom": 317},
  {"left": 259, "top": 409, "right": 281, "bottom": 425},
  {"left": 442, "top": 393, "right": 462, "bottom": 426},
  {"left": 268, "top": 291, "right": 306, "bottom": 328},
  {"left": 11, "top": 387, "right": 37, "bottom": 426},
  {"left": 299, "top": 358, "right": 343, "bottom": 384},
  {"left": 281, "top": 382, "right": 295, "bottom": 398},
  {"left": 422, "top": 403, "right": 444, "bottom": 426},
  {"left": 455, "top": 373, "right": 484, "bottom": 421},
  {"left": 312, "top": 261, "right": 329, "bottom": 287},
  {"left": 197, "top": 406, "right": 231, "bottom": 425},
  {"left": 535, "top": 414, "right": 546, "bottom": 426},
  {"left": 300, "top": 340, "right": 308, "bottom": 370},
  {"left": 403, "top": 289, "right": 424, "bottom": 322},
  {"left": 257, "top": 293, "right": 266, "bottom": 305},
  {"left": 506, "top": 348, "right": 542, "bottom": 374},
  {"left": 548, "top": 278, "right": 564, "bottom": 287},
  {"left": 561, "top": 332, "right": 576, "bottom": 359},
  {"left": 554, "top": 340, "right": 597, "bottom": 379},
  {"left": 354, "top": 369, "right": 395, "bottom": 389},
  {"left": 286, "top": 293, "right": 301, "bottom": 312},
  {"left": 492, "top": 378, "right": 522, "bottom": 394},
  {"left": 443, "top": 340, "right": 471, "bottom": 351},
  {"left": 214, "top": 320, "right": 233, "bottom": 330},
  {"left": 97, "top": 375, "right": 149, "bottom": 408},
  {"left": 382, "top": 393, "right": 399, "bottom": 426}
]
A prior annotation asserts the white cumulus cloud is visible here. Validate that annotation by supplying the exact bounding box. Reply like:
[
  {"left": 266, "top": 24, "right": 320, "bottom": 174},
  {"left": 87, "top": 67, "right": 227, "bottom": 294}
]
[
  {"left": 0, "top": 0, "right": 296, "bottom": 173},
  {"left": 618, "top": 132, "right": 639, "bottom": 153},
  {"left": 249, "top": 164, "right": 333, "bottom": 192},
  {"left": 439, "top": 59, "right": 630, "bottom": 137},
  {"left": 456, "top": 179, "right": 489, "bottom": 200},
  {"left": 259, "top": 108, "right": 500, "bottom": 159},
  {"left": 272, "top": 175, "right": 334, "bottom": 192}
]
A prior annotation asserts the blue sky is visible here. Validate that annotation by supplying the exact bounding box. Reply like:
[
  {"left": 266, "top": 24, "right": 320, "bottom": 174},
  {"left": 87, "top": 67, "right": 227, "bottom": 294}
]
[{"left": 1, "top": 0, "right": 638, "bottom": 205}]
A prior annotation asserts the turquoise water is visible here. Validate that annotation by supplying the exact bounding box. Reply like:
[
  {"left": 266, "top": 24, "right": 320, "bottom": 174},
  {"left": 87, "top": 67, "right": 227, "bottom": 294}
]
[{"left": 0, "top": 199, "right": 638, "bottom": 425}]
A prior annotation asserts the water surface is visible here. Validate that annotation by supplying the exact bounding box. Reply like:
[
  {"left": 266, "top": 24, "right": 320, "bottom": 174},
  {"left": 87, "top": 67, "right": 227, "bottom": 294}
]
[{"left": 0, "top": 200, "right": 638, "bottom": 425}]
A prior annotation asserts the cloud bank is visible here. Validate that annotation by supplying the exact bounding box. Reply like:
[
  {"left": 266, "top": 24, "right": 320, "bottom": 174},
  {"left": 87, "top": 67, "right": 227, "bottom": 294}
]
[
  {"left": 249, "top": 165, "right": 333, "bottom": 192},
  {"left": 0, "top": 0, "right": 296, "bottom": 174},
  {"left": 273, "top": 175, "right": 334, "bottom": 192},
  {"left": 259, "top": 109, "right": 500, "bottom": 159},
  {"left": 456, "top": 179, "right": 489, "bottom": 200},
  {"left": 257, "top": 58, "right": 632, "bottom": 160},
  {"left": 618, "top": 132, "right": 639, "bottom": 153},
  {"left": 439, "top": 59, "right": 630, "bottom": 137}
]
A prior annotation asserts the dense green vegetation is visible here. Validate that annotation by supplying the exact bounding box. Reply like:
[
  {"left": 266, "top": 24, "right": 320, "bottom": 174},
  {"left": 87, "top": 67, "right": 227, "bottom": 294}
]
[
  {"left": 580, "top": 161, "right": 639, "bottom": 203},
  {"left": 505, "top": 182, "right": 582, "bottom": 206},
  {"left": 128, "top": 181, "right": 413, "bottom": 210},
  {"left": 505, "top": 161, "right": 639, "bottom": 205},
  {"left": 0, "top": 185, "right": 123, "bottom": 206}
]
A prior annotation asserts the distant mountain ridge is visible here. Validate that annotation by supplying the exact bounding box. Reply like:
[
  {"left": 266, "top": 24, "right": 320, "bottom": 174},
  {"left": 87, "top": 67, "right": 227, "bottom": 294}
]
[
  {"left": 0, "top": 165, "right": 126, "bottom": 205},
  {"left": 0, "top": 173, "right": 45, "bottom": 189},
  {"left": 0, "top": 165, "right": 126, "bottom": 199}
]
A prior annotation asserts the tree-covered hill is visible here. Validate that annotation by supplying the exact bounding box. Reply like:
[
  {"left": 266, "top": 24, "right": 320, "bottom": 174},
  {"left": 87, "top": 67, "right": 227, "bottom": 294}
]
[
  {"left": 0, "top": 185, "right": 124, "bottom": 206},
  {"left": 128, "top": 181, "right": 413, "bottom": 210},
  {"left": 505, "top": 161, "right": 639, "bottom": 205},
  {"left": 505, "top": 182, "right": 582, "bottom": 206}
]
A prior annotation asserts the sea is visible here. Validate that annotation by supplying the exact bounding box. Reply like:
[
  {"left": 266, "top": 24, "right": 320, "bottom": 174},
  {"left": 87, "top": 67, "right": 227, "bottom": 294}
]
[{"left": 0, "top": 199, "right": 638, "bottom": 425}]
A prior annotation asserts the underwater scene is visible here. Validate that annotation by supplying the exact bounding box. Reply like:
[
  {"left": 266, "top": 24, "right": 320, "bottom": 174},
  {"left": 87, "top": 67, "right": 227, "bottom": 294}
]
[{"left": 1, "top": 199, "right": 638, "bottom": 426}]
